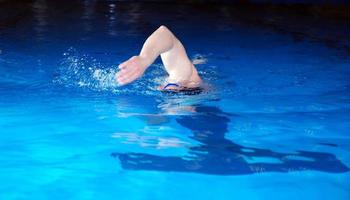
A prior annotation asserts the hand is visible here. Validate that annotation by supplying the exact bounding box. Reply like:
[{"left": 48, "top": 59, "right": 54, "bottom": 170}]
[{"left": 115, "top": 56, "right": 148, "bottom": 86}]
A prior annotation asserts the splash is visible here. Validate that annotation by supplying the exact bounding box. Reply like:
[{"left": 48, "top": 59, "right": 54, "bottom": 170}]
[
  {"left": 192, "top": 54, "right": 208, "bottom": 65},
  {"left": 53, "top": 48, "right": 166, "bottom": 95},
  {"left": 53, "top": 48, "right": 222, "bottom": 101},
  {"left": 54, "top": 48, "right": 117, "bottom": 90}
]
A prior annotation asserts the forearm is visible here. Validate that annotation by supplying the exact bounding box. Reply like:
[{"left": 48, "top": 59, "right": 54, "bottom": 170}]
[
  {"left": 116, "top": 25, "right": 201, "bottom": 87},
  {"left": 139, "top": 25, "right": 176, "bottom": 67}
]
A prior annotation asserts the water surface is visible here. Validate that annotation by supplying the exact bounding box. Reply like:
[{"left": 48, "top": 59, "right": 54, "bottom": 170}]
[{"left": 1, "top": 1, "right": 350, "bottom": 199}]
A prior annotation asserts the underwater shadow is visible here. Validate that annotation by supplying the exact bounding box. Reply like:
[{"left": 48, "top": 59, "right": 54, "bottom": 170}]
[{"left": 112, "top": 105, "right": 349, "bottom": 175}]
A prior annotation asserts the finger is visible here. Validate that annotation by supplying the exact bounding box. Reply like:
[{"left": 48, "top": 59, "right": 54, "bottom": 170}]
[
  {"left": 118, "top": 60, "right": 129, "bottom": 70},
  {"left": 118, "top": 71, "right": 139, "bottom": 85},
  {"left": 117, "top": 70, "right": 135, "bottom": 85},
  {"left": 118, "top": 71, "right": 137, "bottom": 85},
  {"left": 116, "top": 67, "right": 137, "bottom": 80},
  {"left": 119, "top": 76, "right": 137, "bottom": 85}
]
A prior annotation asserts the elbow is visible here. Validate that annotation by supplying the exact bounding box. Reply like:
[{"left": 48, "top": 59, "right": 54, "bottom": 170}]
[
  {"left": 157, "top": 25, "right": 176, "bottom": 47},
  {"left": 157, "top": 25, "right": 175, "bottom": 41},
  {"left": 158, "top": 25, "right": 169, "bottom": 32}
]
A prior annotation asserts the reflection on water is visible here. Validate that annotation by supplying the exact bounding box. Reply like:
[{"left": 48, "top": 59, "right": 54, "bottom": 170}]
[
  {"left": 81, "top": 0, "right": 95, "bottom": 38},
  {"left": 32, "top": 0, "right": 48, "bottom": 41},
  {"left": 111, "top": 132, "right": 189, "bottom": 149},
  {"left": 3, "top": 0, "right": 349, "bottom": 52},
  {"left": 108, "top": 2, "right": 117, "bottom": 36},
  {"left": 112, "top": 103, "right": 349, "bottom": 175}
]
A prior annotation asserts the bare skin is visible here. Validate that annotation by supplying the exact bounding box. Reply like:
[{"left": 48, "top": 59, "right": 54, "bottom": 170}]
[{"left": 116, "top": 25, "right": 202, "bottom": 90}]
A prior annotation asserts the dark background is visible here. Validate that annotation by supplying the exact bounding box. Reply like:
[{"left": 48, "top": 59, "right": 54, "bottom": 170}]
[{"left": 1, "top": 0, "right": 349, "bottom": 54}]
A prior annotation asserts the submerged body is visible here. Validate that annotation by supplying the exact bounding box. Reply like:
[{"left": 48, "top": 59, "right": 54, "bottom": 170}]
[{"left": 116, "top": 25, "right": 202, "bottom": 91}]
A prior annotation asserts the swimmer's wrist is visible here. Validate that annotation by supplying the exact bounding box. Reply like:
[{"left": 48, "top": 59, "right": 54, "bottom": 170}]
[{"left": 138, "top": 54, "right": 154, "bottom": 69}]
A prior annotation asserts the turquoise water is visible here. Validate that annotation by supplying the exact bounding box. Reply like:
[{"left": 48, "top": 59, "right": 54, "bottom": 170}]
[{"left": 1, "top": 1, "right": 350, "bottom": 199}]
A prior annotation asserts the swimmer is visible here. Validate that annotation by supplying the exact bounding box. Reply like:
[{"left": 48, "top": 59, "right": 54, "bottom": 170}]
[{"left": 115, "top": 25, "right": 202, "bottom": 91}]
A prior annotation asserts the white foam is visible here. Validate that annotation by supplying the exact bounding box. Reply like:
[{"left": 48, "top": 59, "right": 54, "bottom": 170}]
[{"left": 54, "top": 48, "right": 165, "bottom": 96}]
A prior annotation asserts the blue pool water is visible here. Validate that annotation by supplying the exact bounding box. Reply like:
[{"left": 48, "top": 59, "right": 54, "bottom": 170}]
[{"left": 1, "top": 1, "right": 350, "bottom": 199}]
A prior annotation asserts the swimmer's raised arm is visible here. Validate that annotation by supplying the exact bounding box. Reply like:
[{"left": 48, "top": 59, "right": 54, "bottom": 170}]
[
  {"left": 116, "top": 25, "right": 201, "bottom": 89},
  {"left": 139, "top": 25, "right": 176, "bottom": 68}
]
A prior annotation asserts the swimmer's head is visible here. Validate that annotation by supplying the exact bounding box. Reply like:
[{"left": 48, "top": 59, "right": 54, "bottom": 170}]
[{"left": 159, "top": 83, "right": 204, "bottom": 95}]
